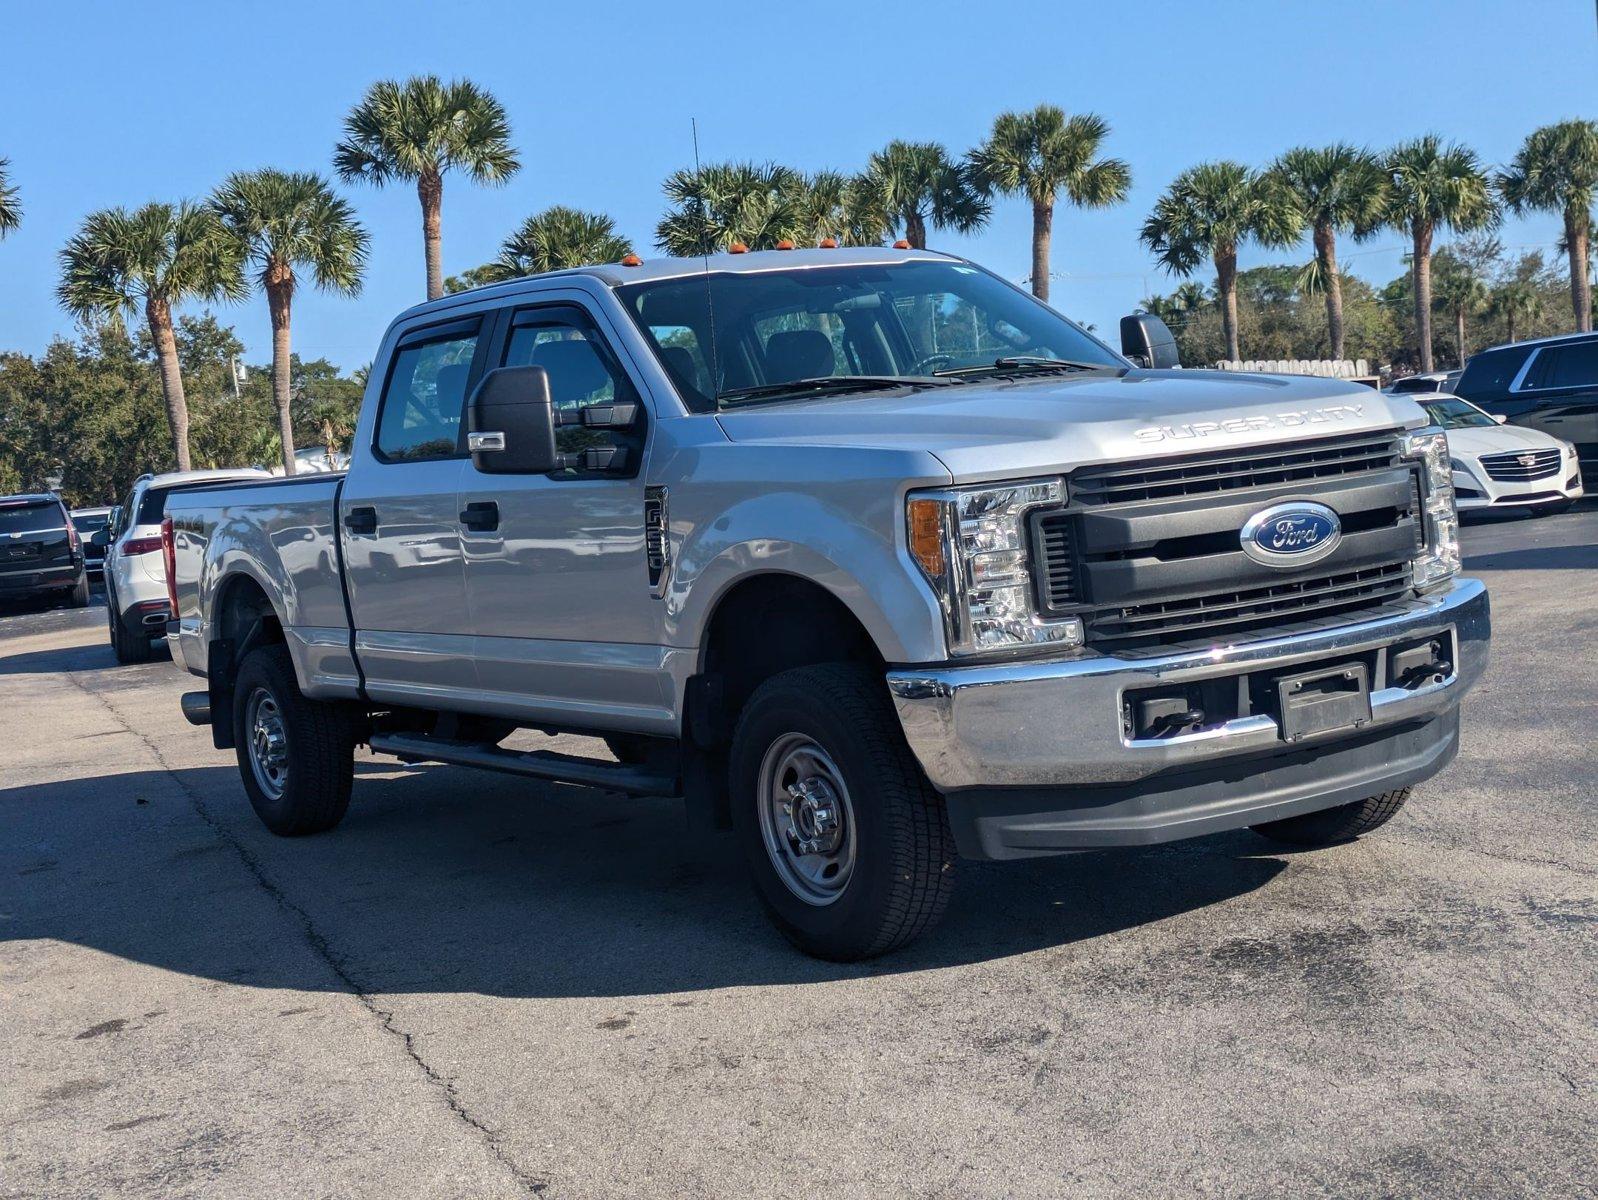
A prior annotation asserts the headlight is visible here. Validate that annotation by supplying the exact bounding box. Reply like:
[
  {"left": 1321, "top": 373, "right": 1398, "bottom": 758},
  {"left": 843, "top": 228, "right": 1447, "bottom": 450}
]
[
  {"left": 1404, "top": 427, "right": 1460, "bottom": 591},
  {"left": 907, "top": 478, "right": 1082, "bottom": 657}
]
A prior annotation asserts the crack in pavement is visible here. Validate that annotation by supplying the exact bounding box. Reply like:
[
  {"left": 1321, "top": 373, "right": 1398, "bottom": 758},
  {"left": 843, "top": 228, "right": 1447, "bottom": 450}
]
[{"left": 62, "top": 666, "right": 552, "bottom": 1198}]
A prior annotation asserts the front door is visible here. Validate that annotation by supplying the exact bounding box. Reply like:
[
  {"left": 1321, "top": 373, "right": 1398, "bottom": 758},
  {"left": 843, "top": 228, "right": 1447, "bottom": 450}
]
[
  {"left": 341, "top": 316, "right": 486, "bottom": 706},
  {"left": 458, "top": 301, "right": 667, "bottom": 732}
]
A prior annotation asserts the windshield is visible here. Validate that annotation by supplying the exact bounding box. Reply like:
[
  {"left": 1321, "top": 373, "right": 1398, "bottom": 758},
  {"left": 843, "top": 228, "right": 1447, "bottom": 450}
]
[
  {"left": 71, "top": 512, "right": 109, "bottom": 534},
  {"left": 617, "top": 260, "right": 1124, "bottom": 410},
  {"left": 0, "top": 502, "right": 64, "bottom": 535},
  {"left": 1421, "top": 397, "right": 1497, "bottom": 429}
]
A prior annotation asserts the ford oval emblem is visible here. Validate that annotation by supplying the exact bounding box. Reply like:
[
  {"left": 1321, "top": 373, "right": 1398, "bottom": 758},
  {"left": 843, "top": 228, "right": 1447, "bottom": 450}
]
[{"left": 1240, "top": 501, "right": 1342, "bottom": 567}]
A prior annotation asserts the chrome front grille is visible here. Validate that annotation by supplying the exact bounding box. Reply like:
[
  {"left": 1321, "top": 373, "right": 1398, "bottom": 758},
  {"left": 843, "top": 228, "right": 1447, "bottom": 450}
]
[{"left": 1478, "top": 448, "right": 1562, "bottom": 482}]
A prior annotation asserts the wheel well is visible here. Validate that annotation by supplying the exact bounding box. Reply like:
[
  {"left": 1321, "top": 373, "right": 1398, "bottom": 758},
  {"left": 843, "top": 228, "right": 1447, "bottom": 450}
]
[
  {"left": 206, "top": 574, "right": 284, "bottom": 749},
  {"left": 695, "top": 574, "right": 883, "bottom": 739}
]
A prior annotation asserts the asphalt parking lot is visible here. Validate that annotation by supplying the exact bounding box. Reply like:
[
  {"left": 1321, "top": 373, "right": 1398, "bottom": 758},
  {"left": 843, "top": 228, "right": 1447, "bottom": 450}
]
[{"left": 3, "top": 507, "right": 1595, "bottom": 1200}]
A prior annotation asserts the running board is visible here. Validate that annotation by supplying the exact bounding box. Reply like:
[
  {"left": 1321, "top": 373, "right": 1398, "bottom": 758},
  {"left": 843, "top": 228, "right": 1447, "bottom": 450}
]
[{"left": 367, "top": 732, "right": 677, "bottom": 797}]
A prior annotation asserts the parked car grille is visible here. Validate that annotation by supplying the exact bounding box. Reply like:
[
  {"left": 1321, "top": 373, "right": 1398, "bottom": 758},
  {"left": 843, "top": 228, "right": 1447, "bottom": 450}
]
[
  {"left": 1069, "top": 430, "right": 1403, "bottom": 506},
  {"left": 1478, "top": 448, "right": 1562, "bottom": 482},
  {"left": 1031, "top": 428, "right": 1423, "bottom": 652},
  {"left": 1081, "top": 561, "right": 1414, "bottom": 652}
]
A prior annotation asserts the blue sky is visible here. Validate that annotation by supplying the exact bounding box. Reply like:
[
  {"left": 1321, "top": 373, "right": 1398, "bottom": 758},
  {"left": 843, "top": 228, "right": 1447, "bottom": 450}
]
[{"left": 2, "top": 0, "right": 1593, "bottom": 371}]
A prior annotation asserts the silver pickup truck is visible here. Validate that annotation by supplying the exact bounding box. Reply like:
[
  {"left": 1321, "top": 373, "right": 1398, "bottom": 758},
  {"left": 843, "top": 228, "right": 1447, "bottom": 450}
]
[{"left": 165, "top": 247, "right": 1488, "bottom": 960}]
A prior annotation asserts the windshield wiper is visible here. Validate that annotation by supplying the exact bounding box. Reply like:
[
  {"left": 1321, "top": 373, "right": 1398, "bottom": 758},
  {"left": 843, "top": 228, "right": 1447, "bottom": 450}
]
[
  {"left": 717, "top": 375, "right": 949, "bottom": 406},
  {"left": 934, "top": 356, "right": 1120, "bottom": 378}
]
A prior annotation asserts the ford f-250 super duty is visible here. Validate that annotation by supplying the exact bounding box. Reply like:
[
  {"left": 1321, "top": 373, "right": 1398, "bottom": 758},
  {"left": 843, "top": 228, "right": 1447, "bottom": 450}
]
[{"left": 164, "top": 247, "right": 1488, "bottom": 960}]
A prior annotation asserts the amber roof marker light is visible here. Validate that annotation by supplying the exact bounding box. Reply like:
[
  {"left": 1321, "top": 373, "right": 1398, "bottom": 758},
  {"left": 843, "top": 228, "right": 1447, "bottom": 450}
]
[
  {"left": 619, "top": 253, "right": 642, "bottom": 267},
  {"left": 775, "top": 238, "right": 795, "bottom": 250},
  {"left": 818, "top": 237, "right": 838, "bottom": 249},
  {"left": 893, "top": 239, "right": 911, "bottom": 249},
  {"left": 728, "top": 241, "right": 749, "bottom": 254}
]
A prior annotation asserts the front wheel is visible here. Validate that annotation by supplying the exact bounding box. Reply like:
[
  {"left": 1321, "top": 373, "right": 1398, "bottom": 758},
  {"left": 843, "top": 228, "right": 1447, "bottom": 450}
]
[
  {"left": 1251, "top": 788, "right": 1410, "bottom": 847},
  {"left": 232, "top": 644, "right": 355, "bottom": 836},
  {"left": 729, "top": 663, "right": 955, "bottom": 961}
]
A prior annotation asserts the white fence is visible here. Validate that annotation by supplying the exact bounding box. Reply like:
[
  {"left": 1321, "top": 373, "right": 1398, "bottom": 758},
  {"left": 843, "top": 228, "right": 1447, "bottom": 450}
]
[{"left": 1213, "top": 359, "right": 1371, "bottom": 378}]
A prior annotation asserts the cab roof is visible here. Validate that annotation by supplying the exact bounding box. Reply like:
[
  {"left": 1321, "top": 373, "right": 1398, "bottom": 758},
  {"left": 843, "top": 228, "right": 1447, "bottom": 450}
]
[{"left": 398, "top": 246, "right": 961, "bottom": 321}]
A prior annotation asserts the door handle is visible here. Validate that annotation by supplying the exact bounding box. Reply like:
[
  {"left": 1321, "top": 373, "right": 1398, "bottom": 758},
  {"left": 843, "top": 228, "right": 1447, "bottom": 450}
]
[
  {"left": 345, "top": 506, "right": 378, "bottom": 535},
  {"left": 460, "top": 501, "right": 500, "bottom": 532}
]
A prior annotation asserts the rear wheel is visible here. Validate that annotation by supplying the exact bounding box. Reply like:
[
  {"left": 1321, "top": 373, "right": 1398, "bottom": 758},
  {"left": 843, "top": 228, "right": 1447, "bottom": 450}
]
[
  {"left": 107, "top": 591, "right": 151, "bottom": 664},
  {"left": 1251, "top": 788, "right": 1410, "bottom": 847},
  {"left": 232, "top": 644, "right": 355, "bottom": 836},
  {"left": 729, "top": 663, "right": 955, "bottom": 961},
  {"left": 69, "top": 574, "right": 90, "bottom": 607}
]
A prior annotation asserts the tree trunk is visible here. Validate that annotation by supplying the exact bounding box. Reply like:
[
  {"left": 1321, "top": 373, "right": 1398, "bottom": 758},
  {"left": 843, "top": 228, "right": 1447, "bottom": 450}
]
[
  {"left": 904, "top": 210, "right": 927, "bottom": 250},
  {"left": 1216, "top": 245, "right": 1240, "bottom": 362},
  {"left": 145, "top": 296, "right": 191, "bottom": 472},
  {"left": 1455, "top": 307, "right": 1467, "bottom": 366},
  {"left": 1030, "top": 200, "right": 1053, "bottom": 303},
  {"left": 419, "top": 169, "right": 444, "bottom": 301},
  {"left": 1566, "top": 206, "right": 1592, "bottom": 333},
  {"left": 1315, "top": 220, "right": 1345, "bottom": 361},
  {"left": 1506, "top": 309, "right": 1518, "bottom": 344},
  {"left": 267, "top": 264, "right": 297, "bottom": 475},
  {"left": 1412, "top": 222, "right": 1434, "bottom": 373}
]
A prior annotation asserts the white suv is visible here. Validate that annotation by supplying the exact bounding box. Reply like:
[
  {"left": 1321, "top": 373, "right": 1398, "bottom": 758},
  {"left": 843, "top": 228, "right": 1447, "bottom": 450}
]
[{"left": 105, "top": 468, "right": 269, "bottom": 662}]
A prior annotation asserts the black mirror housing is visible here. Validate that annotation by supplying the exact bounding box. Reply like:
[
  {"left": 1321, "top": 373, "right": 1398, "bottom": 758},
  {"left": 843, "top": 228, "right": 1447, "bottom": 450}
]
[
  {"left": 88, "top": 529, "right": 111, "bottom": 548},
  {"left": 1120, "top": 313, "right": 1181, "bottom": 369},
  {"left": 467, "top": 366, "right": 560, "bottom": 474}
]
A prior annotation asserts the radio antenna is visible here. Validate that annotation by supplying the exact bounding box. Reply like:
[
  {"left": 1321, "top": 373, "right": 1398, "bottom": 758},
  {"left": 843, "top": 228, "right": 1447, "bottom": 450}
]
[{"left": 692, "top": 117, "right": 722, "bottom": 406}]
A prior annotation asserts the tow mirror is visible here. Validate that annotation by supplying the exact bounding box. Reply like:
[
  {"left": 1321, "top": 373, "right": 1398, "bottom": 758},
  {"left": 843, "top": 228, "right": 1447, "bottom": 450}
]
[
  {"left": 1120, "top": 313, "right": 1180, "bottom": 369},
  {"left": 467, "top": 366, "right": 560, "bottom": 475}
]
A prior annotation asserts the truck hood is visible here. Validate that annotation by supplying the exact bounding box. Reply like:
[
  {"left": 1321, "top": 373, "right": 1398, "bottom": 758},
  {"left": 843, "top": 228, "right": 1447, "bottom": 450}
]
[{"left": 713, "top": 369, "right": 1422, "bottom": 482}]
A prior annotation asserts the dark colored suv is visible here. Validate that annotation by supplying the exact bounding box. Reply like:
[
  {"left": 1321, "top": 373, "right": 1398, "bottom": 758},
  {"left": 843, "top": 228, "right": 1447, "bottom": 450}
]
[
  {"left": 1455, "top": 332, "right": 1598, "bottom": 486},
  {"left": 0, "top": 493, "right": 90, "bottom": 607}
]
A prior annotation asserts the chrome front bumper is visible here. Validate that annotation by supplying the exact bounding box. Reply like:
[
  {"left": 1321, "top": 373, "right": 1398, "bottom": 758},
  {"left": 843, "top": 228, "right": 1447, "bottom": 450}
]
[{"left": 886, "top": 577, "right": 1489, "bottom": 792}]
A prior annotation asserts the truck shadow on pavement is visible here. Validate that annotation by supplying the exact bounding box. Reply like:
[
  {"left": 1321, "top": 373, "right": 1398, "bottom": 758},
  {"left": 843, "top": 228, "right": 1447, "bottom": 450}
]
[{"left": 2, "top": 760, "right": 1288, "bottom": 998}]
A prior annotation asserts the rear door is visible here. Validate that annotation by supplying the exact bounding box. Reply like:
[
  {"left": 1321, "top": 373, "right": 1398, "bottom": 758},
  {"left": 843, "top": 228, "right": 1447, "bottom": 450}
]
[
  {"left": 457, "top": 298, "right": 666, "bottom": 730},
  {"left": 1515, "top": 340, "right": 1598, "bottom": 481},
  {"left": 340, "top": 316, "right": 489, "bottom": 706}
]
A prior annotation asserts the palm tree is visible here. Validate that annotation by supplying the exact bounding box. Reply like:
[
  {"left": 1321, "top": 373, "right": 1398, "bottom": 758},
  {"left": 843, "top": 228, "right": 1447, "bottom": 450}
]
[
  {"left": 212, "top": 170, "right": 369, "bottom": 474},
  {"left": 969, "top": 107, "right": 1130, "bottom": 303},
  {"left": 0, "top": 159, "right": 20, "bottom": 239},
  {"left": 655, "top": 161, "right": 808, "bottom": 256},
  {"left": 334, "top": 76, "right": 519, "bottom": 300},
  {"left": 1492, "top": 275, "right": 1544, "bottom": 344},
  {"left": 798, "top": 170, "right": 891, "bottom": 247},
  {"left": 1384, "top": 136, "right": 1497, "bottom": 372},
  {"left": 1140, "top": 162, "right": 1303, "bottom": 362},
  {"left": 1269, "top": 145, "right": 1389, "bottom": 361},
  {"left": 1497, "top": 119, "right": 1598, "bottom": 332},
  {"left": 58, "top": 203, "right": 245, "bottom": 471},
  {"left": 1432, "top": 251, "right": 1489, "bottom": 366},
  {"left": 864, "top": 141, "right": 988, "bottom": 251},
  {"left": 479, "top": 206, "right": 632, "bottom": 281}
]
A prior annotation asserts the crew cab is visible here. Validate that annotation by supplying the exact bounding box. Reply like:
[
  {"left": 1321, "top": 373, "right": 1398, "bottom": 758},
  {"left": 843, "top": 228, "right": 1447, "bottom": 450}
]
[{"left": 164, "top": 248, "right": 1489, "bottom": 960}]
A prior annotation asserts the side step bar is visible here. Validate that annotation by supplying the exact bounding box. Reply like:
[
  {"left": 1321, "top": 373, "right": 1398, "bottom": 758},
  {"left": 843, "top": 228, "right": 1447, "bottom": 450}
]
[{"left": 367, "top": 732, "right": 678, "bottom": 797}]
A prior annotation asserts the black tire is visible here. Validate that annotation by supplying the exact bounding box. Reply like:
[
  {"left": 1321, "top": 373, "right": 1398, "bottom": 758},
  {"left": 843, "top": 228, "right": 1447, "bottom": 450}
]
[
  {"left": 107, "top": 590, "right": 151, "bottom": 664},
  {"left": 1251, "top": 787, "right": 1410, "bottom": 847},
  {"left": 231, "top": 644, "right": 355, "bottom": 836},
  {"left": 69, "top": 573, "right": 90, "bottom": 607},
  {"left": 729, "top": 663, "right": 955, "bottom": 961}
]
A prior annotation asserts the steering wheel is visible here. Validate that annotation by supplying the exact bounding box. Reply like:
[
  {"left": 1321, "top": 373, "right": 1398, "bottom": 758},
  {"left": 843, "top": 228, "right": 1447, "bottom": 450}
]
[{"left": 910, "top": 353, "right": 955, "bottom": 375}]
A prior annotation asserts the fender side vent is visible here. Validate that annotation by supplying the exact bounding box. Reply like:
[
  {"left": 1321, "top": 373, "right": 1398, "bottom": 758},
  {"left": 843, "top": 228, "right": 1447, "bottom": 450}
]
[{"left": 644, "top": 486, "right": 669, "bottom": 594}]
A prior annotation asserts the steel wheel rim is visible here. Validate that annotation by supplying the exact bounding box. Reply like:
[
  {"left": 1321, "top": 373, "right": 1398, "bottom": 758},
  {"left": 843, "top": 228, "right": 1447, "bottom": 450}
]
[
  {"left": 757, "top": 733, "right": 857, "bottom": 906},
  {"left": 245, "top": 687, "right": 289, "bottom": 801}
]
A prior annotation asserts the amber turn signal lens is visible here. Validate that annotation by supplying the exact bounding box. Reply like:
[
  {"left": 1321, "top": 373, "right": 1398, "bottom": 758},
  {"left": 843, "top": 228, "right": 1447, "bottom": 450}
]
[{"left": 907, "top": 499, "right": 946, "bottom": 579}]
